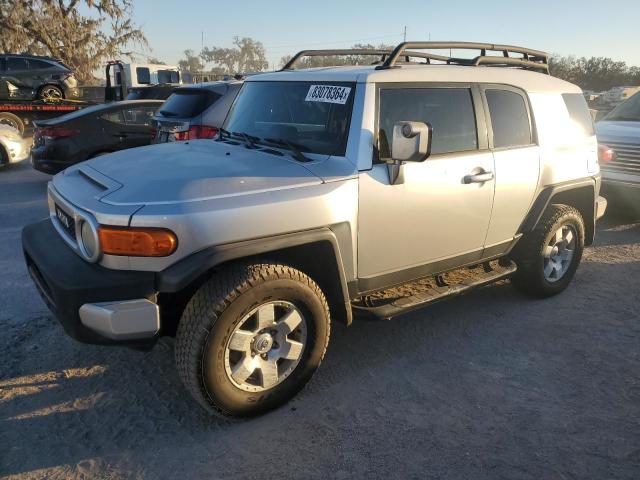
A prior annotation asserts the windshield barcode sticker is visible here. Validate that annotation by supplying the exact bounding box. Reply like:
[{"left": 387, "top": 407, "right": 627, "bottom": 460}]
[{"left": 305, "top": 85, "right": 351, "bottom": 104}]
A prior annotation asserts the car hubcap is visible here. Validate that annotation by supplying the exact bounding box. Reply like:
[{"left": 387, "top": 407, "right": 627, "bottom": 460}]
[
  {"left": 224, "top": 301, "right": 307, "bottom": 392},
  {"left": 42, "top": 88, "right": 62, "bottom": 100},
  {"left": 543, "top": 225, "right": 576, "bottom": 282}
]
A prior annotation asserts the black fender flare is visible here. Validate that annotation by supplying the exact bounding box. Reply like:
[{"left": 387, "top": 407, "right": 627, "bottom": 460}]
[
  {"left": 156, "top": 227, "right": 354, "bottom": 324},
  {"left": 518, "top": 176, "right": 598, "bottom": 245}
]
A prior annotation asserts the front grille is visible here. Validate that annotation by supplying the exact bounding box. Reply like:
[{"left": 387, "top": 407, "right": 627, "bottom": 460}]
[{"left": 602, "top": 141, "right": 640, "bottom": 175}]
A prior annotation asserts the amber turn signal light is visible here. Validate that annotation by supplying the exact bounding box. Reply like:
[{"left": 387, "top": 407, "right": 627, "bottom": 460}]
[{"left": 98, "top": 226, "right": 178, "bottom": 257}]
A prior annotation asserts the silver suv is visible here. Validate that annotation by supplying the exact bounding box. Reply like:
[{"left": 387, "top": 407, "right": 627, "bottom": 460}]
[{"left": 22, "top": 42, "right": 607, "bottom": 417}]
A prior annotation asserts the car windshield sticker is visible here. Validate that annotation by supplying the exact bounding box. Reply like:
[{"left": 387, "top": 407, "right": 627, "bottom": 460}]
[{"left": 305, "top": 85, "right": 351, "bottom": 104}]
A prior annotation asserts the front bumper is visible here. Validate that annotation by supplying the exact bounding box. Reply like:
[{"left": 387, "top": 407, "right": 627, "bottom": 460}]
[{"left": 22, "top": 219, "right": 159, "bottom": 346}]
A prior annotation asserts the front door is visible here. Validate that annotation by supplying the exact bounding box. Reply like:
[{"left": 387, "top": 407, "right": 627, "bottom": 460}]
[{"left": 357, "top": 85, "right": 495, "bottom": 287}]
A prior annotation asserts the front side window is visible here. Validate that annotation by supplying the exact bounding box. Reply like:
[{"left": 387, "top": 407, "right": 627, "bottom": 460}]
[
  {"left": 486, "top": 89, "right": 532, "bottom": 148},
  {"left": 224, "top": 81, "right": 355, "bottom": 156},
  {"left": 378, "top": 87, "right": 478, "bottom": 159}
]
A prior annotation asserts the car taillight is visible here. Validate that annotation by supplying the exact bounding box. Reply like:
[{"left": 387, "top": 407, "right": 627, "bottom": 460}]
[
  {"left": 598, "top": 144, "right": 615, "bottom": 164},
  {"left": 174, "top": 125, "right": 218, "bottom": 141},
  {"left": 39, "top": 126, "right": 78, "bottom": 139},
  {"left": 151, "top": 128, "right": 157, "bottom": 140}
]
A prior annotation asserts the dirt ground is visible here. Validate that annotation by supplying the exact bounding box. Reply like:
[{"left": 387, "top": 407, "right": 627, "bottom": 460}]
[{"left": 1, "top": 161, "right": 639, "bottom": 479}]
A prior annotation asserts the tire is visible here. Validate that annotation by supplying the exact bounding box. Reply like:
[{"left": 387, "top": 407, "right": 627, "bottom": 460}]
[
  {"left": 512, "top": 204, "right": 585, "bottom": 298},
  {"left": 175, "top": 262, "right": 331, "bottom": 417},
  {"left": 0, "top": 112, "right": 25, "bottom": 134},
  {"left": 38, "top": 85, "right": 64, "bottom": 101}
]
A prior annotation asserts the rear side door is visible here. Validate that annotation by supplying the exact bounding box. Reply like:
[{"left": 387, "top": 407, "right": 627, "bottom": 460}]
[
  {"left": 481, "top": 86, "right": 540, "bottom": 251},
  {"left": 101, "top": 104, "right": 159, "bottom": 151},
  {"left": 5, "top": 57, "right": 31, "bottom": 97}
]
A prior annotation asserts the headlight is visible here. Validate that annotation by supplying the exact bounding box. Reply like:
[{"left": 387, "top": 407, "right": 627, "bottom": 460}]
[{"left": 79, "top": 220, "right": 99, "bottom": 261}]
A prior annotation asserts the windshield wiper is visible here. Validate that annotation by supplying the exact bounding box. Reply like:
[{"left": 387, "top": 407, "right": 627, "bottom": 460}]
[
  {"left": 264, "top": 138, "right": 311, "bottom": 162},
  {"left": 232, "top": 131, "right": 261, "bottom": 149}
]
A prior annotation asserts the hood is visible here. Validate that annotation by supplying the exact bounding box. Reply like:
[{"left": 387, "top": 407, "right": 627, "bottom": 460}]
[
  {"left": 86, "top": 140, "right": 323, "bottom": 205},
  {"left": 596, "top": 120, "right": 640, "bottom": 144}
]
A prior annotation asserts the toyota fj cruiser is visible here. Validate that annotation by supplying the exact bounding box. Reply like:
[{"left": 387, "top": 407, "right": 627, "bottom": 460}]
[{"left": 23, "top": 42, "right": 607, "bottom": 417}]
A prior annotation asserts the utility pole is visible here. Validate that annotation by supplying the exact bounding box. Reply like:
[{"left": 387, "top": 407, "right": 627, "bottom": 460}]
[
  {"left": 403, "top": 26, "right": 407, "bottom": 42},
  {"left": 201, "top": 31, "right": 204, "bottom": 52}
]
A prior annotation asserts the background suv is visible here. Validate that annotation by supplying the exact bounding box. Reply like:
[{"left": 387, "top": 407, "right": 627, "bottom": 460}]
[
  {"left": 596, "top": 91, "right": 640, "bottom": 209},
  {"left": 151, "top": 80, "right": 243, "bottom": 142},
  {"left": 0, "top": 54, "right": 79, "bottom": 100}
]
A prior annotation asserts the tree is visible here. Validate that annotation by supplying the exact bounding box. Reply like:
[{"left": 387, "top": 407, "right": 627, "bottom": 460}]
[
  {"left": 146, "top": 57, "right": 166, "bottom": 65},
  {"left": 178, "top": 49, "right": 204, "bottom": 75},
  {"left": 0, "top": 0, "right": 147, "bottom": 84},
  {"left": 201, "top": 37, "right": 268, "bottom": 74},
  {"left": 549, "top": 55, "right": 640, "bottom": 92}
]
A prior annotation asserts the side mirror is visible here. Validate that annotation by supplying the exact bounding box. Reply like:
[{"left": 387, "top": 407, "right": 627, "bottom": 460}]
[
  {"left": 386, "top": 121, "right": 432, "bottom": 185},
  {"left": 391, "top": 121, "right": 432, "bottom": 162}
]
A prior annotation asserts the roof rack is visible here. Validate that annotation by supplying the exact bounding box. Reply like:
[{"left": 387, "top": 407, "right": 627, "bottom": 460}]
[
  {"left": 280, "top": 49, "right": 438, "bottom": 71},
  {"left": 375, "top": 42, "right": 550, "bottom": 74}
]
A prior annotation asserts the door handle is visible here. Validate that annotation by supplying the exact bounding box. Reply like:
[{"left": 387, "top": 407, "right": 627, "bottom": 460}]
[{"left": 463, "top": 171, "right": 494, "bottom": 184}]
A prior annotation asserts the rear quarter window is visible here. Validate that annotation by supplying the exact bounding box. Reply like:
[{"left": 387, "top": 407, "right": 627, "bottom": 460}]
[
  {"left": 562, "top": 93, "right": 595, "bottom": 136},
  {"left": 159, "top": 89, "right": 222, "bottom": 118}
]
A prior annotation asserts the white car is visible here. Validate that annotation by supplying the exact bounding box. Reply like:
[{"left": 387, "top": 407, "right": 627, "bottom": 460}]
[{"left": 0, "top": 125, "right": 30, "bottom": 166}]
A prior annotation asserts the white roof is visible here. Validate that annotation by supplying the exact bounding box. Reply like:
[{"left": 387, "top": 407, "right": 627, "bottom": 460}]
[{"left": 248, "top": 64, "right": 581, "bottom": 94}]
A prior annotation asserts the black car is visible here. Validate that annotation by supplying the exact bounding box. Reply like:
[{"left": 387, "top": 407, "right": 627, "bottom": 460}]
[
  {"left": 0, "top": 54, "right": 79, "bottom": 100},
  {"left": 31, "top": 100, "right": 162, "bottom": 174},
  {"left": 152, "top": 81, "right": 243, "bottom": 142}
]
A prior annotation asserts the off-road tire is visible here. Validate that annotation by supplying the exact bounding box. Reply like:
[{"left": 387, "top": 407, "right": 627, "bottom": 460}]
[
  {"left": 175, "top": 261, "right": 330, "bottom": 417},
  {"left": 512, "top": 204, "right": 585, "bottom": 298}
]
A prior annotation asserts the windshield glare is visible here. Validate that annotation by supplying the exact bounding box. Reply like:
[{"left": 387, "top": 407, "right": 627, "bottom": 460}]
[
  {"left": 605, "top": 92, "right": 640, "bottom": 121},
  {"left": 223, "top": 81, "right": 355, "bottom": 156}
]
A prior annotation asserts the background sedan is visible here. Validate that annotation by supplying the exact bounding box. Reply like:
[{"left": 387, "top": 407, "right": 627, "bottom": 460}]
[{"left": 31, "top": 99, "right": 162, "bottom": 174}]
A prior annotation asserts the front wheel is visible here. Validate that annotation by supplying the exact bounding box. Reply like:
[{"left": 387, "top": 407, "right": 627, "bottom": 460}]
[
  {"left": 512, "top": 204, "right": 585, "bottom": 298},
  {"left": 175, "top": 262, "right": 330, "bottom": 417}
]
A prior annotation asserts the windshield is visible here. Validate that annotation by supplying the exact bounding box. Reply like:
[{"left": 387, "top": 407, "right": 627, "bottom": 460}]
[
  {"left": 223, "top": 81, "right": 355, "bottom": 156},
  {"left": 604, "top": 92, "right": 640, "bottom": 121}
]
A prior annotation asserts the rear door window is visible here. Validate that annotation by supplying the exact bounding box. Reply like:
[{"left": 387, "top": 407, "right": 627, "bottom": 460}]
[
  {"left": 7, "top": 57, "right": 28, "bottom": 71},
  {"left": 562, "top": 93, "right": 595, "bottom": 136},
  {"left": 28, "top": 59, "right": 54, "bottom": 70},
  {"left": 378, "top": 87, "right": 478, "bottom": 158},
  {"left": 486, "top": 89, "right": 532, "bottom": 148},
  {"left": 159, "top": 89, "right": 222, "bottom": 118},
  {"left": 122, "top": 106, "right": 158, "bottom": 126}
]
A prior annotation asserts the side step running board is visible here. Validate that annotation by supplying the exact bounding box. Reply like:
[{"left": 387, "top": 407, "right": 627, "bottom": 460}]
[{"left": 352, "top": 260, "right": 516, "bottom": 320}]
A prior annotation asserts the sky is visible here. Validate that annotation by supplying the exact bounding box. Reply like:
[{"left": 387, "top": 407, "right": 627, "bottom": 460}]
[{"left": 128, "top": 0, "right": 640, "bottom": 68}]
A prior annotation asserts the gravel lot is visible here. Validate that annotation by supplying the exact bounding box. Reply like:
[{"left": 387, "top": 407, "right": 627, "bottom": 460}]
[{"left": 1, "top": 161, "right": 639, "bottom": 479}]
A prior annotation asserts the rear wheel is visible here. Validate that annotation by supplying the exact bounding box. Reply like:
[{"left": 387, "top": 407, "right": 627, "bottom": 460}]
[
  {"left": 512, "top": 204, "right": 585, "bottom": 297},
  {"left": 38, "top": 85, "right": 64, "bottom": 101},
  {"left": 175, "top": 262, "right": 330, "bottom": 417}
]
